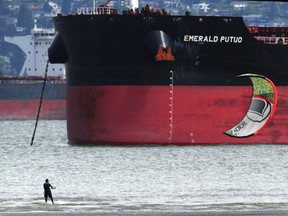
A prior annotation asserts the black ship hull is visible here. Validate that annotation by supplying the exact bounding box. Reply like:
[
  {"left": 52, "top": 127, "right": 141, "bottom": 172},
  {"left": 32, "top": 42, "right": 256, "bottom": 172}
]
[{"left": 49, "top": 12, "right": 288, "bottom": 145}]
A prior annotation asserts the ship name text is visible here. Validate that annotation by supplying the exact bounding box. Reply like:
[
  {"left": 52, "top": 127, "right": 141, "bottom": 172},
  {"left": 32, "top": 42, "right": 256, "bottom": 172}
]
[{"left": 184, "top": 35, "right": 243, "bottom": 43}]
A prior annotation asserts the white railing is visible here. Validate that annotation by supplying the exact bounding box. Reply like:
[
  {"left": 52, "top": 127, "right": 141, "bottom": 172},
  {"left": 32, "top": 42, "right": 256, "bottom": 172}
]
[
  {"left": 77, "top": 7, "right": 111, "bottom": 15},
  {"left": 254, "top": 36, "right": 288, "bottom": 45}
]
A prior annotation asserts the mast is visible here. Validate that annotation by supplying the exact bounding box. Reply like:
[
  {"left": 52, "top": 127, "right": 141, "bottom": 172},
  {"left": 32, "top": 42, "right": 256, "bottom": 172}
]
[
  {"left": 130, "top": 0, "right": 139, "bottom": 9},
  {"left": 93, "top": 0, "right": 96, "bottom": 11}
]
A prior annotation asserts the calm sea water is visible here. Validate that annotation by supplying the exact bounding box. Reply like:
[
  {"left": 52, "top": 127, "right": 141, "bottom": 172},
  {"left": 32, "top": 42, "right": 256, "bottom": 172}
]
[{"left": 1, "top": 120, "right": 288, "bottom": 214}]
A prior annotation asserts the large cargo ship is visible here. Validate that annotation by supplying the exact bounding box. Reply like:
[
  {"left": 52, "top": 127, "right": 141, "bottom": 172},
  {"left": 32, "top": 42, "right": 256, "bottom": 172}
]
[
  {"left": 3, "top": 25, "right": 66, "bottom": 120},
  {"left": 49, "top": 0, "right": 288, "bottom": 145}
]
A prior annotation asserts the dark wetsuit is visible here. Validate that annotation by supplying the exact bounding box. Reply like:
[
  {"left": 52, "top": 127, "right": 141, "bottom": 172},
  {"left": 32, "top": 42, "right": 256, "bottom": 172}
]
[{"left": 43, "top": 182, "right": 54, "bottom": 203}]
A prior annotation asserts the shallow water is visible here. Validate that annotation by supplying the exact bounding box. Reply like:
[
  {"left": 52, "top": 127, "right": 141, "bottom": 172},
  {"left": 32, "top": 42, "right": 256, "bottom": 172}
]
[{"left": 1, "top": 120, "right": 288, "bottom": 213}]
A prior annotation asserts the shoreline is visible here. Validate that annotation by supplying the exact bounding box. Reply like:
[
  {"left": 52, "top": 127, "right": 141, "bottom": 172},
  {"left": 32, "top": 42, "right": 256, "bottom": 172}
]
[{"left": 2, "top": 210, "right": 288, "bottom": 216}]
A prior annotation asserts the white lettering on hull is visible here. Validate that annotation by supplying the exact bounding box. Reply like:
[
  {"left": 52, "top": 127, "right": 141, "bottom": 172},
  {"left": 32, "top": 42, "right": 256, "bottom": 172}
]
[{"left": 184, "top": 35, "right": 243, "bottom": 43}]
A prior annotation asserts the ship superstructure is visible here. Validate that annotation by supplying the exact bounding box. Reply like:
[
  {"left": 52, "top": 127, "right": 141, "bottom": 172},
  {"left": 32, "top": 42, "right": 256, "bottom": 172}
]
[{"left": 4, "top": 24, "right": 64, "bottom": 76}]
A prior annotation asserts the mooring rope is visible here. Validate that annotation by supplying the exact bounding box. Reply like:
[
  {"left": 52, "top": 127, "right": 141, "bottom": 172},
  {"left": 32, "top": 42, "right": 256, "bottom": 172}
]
[{"left": 30, "top": 60, "right": 49, "bottom": 146}]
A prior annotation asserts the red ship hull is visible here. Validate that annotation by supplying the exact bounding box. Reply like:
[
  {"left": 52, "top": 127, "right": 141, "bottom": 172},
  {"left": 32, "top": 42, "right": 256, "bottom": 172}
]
[
  {"left": 0, "top": 99, "right": 66, "bottom": 120},
  {"left": 0, "top": 77, "right": 66, "bottom": 120},
  {"left": 67, "top": 86, "right": 287, "bottom": 145}
]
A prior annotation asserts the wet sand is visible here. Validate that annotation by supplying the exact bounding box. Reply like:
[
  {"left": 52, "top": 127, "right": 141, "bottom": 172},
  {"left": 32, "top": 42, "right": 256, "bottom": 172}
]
[{"left": 1, "top": 211, "right": 288, "bottom": 216}]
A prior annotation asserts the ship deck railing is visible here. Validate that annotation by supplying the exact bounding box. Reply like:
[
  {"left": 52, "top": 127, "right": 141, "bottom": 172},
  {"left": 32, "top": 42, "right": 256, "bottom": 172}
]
[
  {"left": 0, "top": 76, "right": 66, "bottom": 84},
  {"left": 254, "top": 36, "right": 288, "bottom": 44},
  {"left": 77, "top": 7, "right": 111, "bottom": 15}
]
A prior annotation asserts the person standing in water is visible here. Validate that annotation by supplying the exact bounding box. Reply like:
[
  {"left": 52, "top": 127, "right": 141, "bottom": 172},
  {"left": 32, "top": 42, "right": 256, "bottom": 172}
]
[{"left": 43, "top": 179, "right": 55, "bottom": 204}]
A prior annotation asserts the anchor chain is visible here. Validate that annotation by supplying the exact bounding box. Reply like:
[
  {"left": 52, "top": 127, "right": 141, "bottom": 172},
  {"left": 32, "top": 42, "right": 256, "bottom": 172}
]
[{"left": 30, "top": 60, "right": 49, "bottom": 146}]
